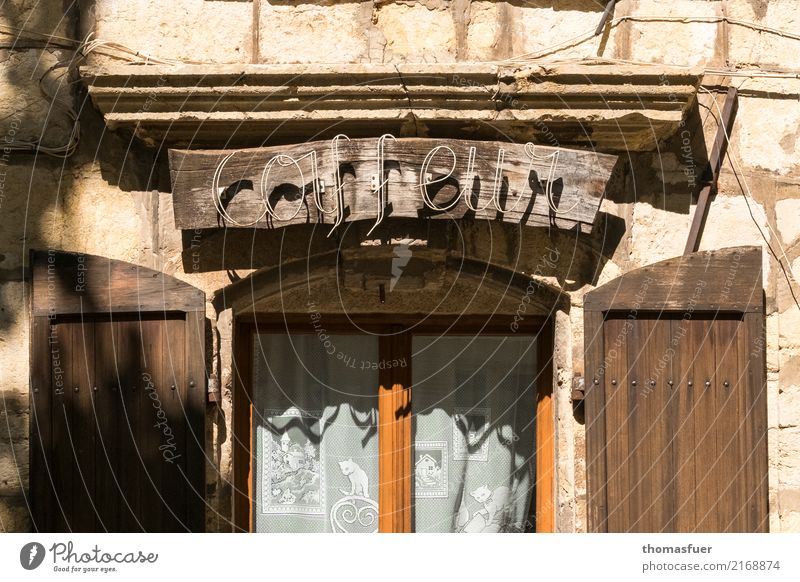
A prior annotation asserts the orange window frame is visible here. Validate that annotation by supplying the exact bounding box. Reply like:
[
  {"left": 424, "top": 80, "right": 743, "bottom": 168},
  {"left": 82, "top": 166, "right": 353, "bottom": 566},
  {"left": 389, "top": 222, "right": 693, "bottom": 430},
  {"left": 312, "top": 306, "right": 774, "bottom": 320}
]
[{"left": 231, "top": 314, "right": 555, "bottom": 533}]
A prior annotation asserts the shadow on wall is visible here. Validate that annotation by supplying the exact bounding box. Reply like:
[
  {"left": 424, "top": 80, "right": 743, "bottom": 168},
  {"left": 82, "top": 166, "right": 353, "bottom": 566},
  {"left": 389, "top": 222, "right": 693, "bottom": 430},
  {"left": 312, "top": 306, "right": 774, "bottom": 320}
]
[
  {"left": 604, "top": 98, "right": 710, "bottom": 212},
  {"left": 179, "top": 214, "right": 626, "bottom": 294}
]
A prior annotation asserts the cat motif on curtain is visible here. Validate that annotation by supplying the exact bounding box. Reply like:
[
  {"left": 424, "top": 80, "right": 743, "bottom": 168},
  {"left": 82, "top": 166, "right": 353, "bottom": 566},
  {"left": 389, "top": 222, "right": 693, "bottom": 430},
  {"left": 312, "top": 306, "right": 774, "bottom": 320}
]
[
  {"left": 456, "top": 484, "right": 522, "bottom": 533},
  {"left": 338, "top": 458, "right": 370, "bottom": 498},
  {"left": 331, "top": 459, "right": 378, "bottom": 533}
]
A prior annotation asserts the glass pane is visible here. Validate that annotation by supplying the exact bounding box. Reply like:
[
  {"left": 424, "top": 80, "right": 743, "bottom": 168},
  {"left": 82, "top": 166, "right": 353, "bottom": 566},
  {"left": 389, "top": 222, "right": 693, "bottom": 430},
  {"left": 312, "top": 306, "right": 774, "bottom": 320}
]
[
  {"left": 252, "top": 334, "right": 379, "bottom": 533},
  {"left": 412, "top": 335, "right": 537, "bottom": 533}
]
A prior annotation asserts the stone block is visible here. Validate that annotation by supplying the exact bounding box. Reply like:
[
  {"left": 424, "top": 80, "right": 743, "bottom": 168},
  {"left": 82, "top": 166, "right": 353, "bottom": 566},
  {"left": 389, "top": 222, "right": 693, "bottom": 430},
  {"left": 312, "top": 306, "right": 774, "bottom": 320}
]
[
  {"left": 697, "top": 194, "right": 771, "bottom": 282},
  {"left": 258, "top": 1, "right": 371, "bottom": 64},
  {"left": 734, "top": 95, "right": 800, "bottom": 176},
  {"left": 0, "top": 283, "right": 29, "bottom": 395},
  {"left": 767, "top": 313, "right": 780, "bottom": 373},
  {"left": 727, "top": 0, "right": 800, "bottom": 69},
  {"left": 625, "top": 0, "right": 724, "bottom": 67},
  {"left": 0, "top": 495, "right": 30, "bottom": 532},
  {"left": 374, "top": 2, "right": 456, "bottom": 63},
  {"left": 777, "top": 380, "right": 800, "bottom": 429},
  {"left": 768, "top": 377, "right": 780, "bottom": 430},
  {"left": 777, "top": 428, "right": 800, "bottom": 486},
  {"left": 1, "top": 0, "right": 71, "bottom": 39},
  {"left": 779, "top": 509, "right": 800, "bottom": 532},
  {"left": 775, "top": 199, "right": 800, "bottom": 248},
  {"left": 512, "top": 1, "right": 617, "bottom": 61},
  {"left": 778, "top": 306, "right": 800, "bottom": 351},
  {"left": 629, "top": 197, "right": 692, "bottom": 266},
  {"left": 0, "top": 49, "right": 75, "bottom": 150},
  {"left": 465, "top": 1, "right": 502, "bottom": 61},
  {"left": 0, "top": 439, "right": 28, "bottom": 490},
  {"left": 85, "top": 0, "right": 253, "bottom": 65},
  {"left": 0, "top": 398, "right": 28, "bottom": 443}
]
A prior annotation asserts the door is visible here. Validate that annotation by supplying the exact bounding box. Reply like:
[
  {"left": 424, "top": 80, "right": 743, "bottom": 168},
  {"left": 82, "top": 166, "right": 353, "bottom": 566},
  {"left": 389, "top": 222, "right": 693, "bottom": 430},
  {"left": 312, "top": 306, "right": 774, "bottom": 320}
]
[
  {"left": 30, "top": 251, "right": 206, "bottom": 532},
  {"left": 233, "top": 317, "right": 554, "bottom": 532},
  {"left": 584, "top": 247, "right": 768, "bottom": 532}
]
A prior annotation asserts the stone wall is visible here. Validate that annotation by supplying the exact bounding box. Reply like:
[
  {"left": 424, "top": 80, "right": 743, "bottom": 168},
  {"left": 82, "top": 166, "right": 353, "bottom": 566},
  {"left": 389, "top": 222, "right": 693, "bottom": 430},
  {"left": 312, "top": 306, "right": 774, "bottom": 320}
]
[{"left": 2, "top": 0, "right": 800, "bottom": 532}]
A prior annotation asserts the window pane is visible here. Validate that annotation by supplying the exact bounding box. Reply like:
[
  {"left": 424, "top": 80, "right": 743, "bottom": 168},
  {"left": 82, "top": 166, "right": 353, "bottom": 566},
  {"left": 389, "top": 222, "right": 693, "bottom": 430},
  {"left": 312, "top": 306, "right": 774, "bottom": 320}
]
[
  {"left": 412, "top": 335, "right": 537, "bottom": 533},
  {"left": 252, "top": 334, "right": 379, "bottom": 533}
]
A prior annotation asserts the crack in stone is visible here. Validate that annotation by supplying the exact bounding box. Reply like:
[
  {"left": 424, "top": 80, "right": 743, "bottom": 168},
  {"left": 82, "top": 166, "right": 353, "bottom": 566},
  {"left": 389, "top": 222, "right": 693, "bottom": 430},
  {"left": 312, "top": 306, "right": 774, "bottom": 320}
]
[{"left": 394, "top": 64, "right": 421, "bottom": 137}]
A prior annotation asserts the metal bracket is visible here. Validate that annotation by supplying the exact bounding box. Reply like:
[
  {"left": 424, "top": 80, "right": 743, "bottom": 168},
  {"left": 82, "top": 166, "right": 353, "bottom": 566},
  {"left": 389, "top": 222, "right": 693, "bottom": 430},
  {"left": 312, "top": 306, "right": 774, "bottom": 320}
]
[{"left": 571, "top": 375, "right": 586, "bottom": 402}]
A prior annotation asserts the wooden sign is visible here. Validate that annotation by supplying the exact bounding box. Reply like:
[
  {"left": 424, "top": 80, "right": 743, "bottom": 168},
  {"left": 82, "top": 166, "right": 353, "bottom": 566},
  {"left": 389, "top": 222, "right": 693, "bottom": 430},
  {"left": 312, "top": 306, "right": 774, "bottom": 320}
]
[{"left": 169, "top": 137, "right": 617, "bottom": 234}]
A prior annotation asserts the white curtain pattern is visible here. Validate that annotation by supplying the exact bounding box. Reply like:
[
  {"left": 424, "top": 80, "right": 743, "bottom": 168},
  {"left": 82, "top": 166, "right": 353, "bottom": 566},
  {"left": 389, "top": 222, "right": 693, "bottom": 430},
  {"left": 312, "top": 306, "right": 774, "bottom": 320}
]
[
  {"left": 412, "top": 335, "right": 537, "bottom": 533},
  {"left": 252, "top": 334, "right": 379, "bottom": 533}
]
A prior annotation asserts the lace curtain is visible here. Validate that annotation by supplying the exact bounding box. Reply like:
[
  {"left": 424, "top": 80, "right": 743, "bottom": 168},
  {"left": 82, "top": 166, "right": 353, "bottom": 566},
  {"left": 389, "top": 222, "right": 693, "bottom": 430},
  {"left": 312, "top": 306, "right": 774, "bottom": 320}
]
[
  {"left": 252, "top": 334, "right": 380, "bottom": 533},
  {"left": 252, "top": 332, "right": 537, "bottom": 533},
  {"left": 412, "top": 335, "right": 537, "bottom": 533}
]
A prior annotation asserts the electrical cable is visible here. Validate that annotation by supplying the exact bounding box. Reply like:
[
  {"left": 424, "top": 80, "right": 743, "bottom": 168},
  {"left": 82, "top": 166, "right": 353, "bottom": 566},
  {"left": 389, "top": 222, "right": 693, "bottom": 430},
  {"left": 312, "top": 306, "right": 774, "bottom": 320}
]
[
  {"left": 2, "top": 15, "right": 800, "bottom": 157},
  {"left": 697, "top": 86, "right": 800, "bottom": 310}
]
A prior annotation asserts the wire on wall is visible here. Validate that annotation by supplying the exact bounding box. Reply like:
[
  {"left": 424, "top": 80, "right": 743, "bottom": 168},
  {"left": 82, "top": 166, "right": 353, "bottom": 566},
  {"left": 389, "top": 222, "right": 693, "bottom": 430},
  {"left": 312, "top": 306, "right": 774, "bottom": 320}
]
[
  {"left": 2, "top": 13, "right": 800, "bottom": 156},
  {"left": 697, "top": 86, "right": 800, "bottom": 309}
]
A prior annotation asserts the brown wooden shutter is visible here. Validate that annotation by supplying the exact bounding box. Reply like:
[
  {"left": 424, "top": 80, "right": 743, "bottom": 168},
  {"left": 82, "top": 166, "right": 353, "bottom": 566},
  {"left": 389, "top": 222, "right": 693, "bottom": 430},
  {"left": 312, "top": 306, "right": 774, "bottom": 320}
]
[
  {"left": 29, "top": 251, "right": 206, "bottom": 532},
  {"left": 584, "top": 247, "right": 768, "bottom": 532}
]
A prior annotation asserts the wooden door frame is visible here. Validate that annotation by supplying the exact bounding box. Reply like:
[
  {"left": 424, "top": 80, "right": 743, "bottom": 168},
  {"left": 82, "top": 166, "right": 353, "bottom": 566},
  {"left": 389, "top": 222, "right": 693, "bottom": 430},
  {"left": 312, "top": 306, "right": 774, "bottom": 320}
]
[{"left": 231, "top": 313, "right": 556, "bottom": 533}]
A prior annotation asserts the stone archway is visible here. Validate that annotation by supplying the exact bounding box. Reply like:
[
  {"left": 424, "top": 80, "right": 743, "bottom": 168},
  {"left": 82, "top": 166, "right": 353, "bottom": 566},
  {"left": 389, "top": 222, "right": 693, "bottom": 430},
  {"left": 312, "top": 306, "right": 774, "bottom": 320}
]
[{"left": 209, "top": 245, "right": 574, "bottom": 532}]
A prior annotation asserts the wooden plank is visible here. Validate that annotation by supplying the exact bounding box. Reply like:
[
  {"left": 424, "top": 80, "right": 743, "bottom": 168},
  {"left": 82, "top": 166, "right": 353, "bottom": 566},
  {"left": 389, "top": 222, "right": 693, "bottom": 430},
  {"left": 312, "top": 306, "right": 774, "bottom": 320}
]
[
  {"left": 583, "top": 311, "right": 607, "bottom": 532},
  {"left": 139, "top": 318, "right": 167, "bottom": 532},
  {"left": 744, "top": 311, "right": 769, "bottom": 532},
  {"left": 584, "top": 247, "right": 763, "bottom": 313},
  {"left": 626, "top": 319, "right": 672, "bottom": 532},
  {"left": 51, "top": 322, "right": 74, "bottom": 532},
  {"left": 602, "top": 316, "right": 631, "bottom": 532},
  {"left": 232, "top": 322, "right": 253, "bottom": 532},
  {"left": 169, "top": 138, "right": 617, "bottom": 234},
  {"left": 184, "top": 310, "right": 207, "bottom": 532},
  {"left": 651, "top": 320, "right": 676, "bottom": 532},
  {"left": 29, "top": 316, "right": 53, "bottom": 532},
  {"left": 535, "top": 320, "right": 555, "bottom": 533},
  {"left": 713, "top": 317, "right": 745, "bottom": 532},
  {"left": 31, "top": 251, "right": 205, "bottom": 316},
  {"left": 161, "top": 317, "right": 188, "bottom": 531},
  {"left": 115, "top": 319, "right": 144, "bottom": 532},
  {"left": 93, "top": 321, "right": 121, "bottom": 531},
  {"left": 625, "top": 318, "right": 648, "bottom": 532},
  {"left": 71, "top": 320, "right": 97, "bottom": 532},
  {"left": 691, "top": 318, "right": 719, "bottom": 532},
  {"left": 378, "top": 330, "right": 412, "bottom": 533},
  {"left": 671, "top": 317, "right": 698, "bottom": 532}
]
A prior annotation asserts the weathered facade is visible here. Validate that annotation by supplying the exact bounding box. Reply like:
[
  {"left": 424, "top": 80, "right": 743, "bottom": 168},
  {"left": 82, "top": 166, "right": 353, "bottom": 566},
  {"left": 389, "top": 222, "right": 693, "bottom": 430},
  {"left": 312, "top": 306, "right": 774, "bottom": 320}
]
[{"left": 1, "top": 0, "right": 799, "bottom": 532}]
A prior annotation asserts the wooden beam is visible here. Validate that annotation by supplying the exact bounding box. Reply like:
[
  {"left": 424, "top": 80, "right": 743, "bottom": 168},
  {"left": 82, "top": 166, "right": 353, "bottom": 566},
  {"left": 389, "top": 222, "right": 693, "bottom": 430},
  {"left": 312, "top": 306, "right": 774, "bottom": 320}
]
[
  {"left": 583, "top": 311, "right": 608, "bottom": 532},
  {"left": 31, "top": 250, "right": 205, "bottom": 315},
  {"left": 684, "top": 87, "right": 738, "bottom": 255},
  {"left": 585, "top": 246, "right": 762, "bottom": 313},
  {"left": 232, "top": 322, "right": 254, "bottom": 532}
]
